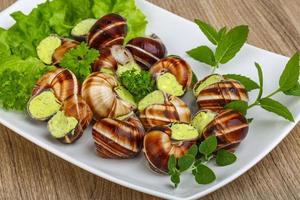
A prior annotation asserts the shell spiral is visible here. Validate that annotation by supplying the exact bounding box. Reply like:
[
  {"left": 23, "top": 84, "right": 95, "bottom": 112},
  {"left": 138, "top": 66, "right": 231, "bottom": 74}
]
[
  {"left": 92, "top": 114, "right": 145, "bottom": 158},
  {"left": 88, "top": 13, "right": 128, "bottom": 50}
]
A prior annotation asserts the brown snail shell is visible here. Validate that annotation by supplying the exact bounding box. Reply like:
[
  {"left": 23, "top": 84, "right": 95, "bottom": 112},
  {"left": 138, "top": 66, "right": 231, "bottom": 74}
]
[
  {"left": 56, "top": 95, "right": 93, "bottom": 144},
  {"left": 32, "top": 68, "right": 80, "bottom": 102},
  {"left": 82, "top": 72, "right": 136, "bottom": 120},
  {"left": 126, "top": 34, "right": 167, "bottom": 70},
  {"left": 92, "top": 45, "right": 134, "bottom": 72},
  {"left": 139, "top": 93, "right": 191, "bottom": 129},
  {"left": 195, "top": 75, "right": 249, "bottom": 112},
  {"left": 143, "top": 126, "right": 196, "bottom": 174},
  {"left": 203, "top": 109, "right": 249, "bottom": 151},
  {"left": 52, "top": 39, "right": 79, "bottom": 65},
  {"left": 88, "top": 13, "right": 128, "bottom": 50},
  {"left": 150, "top": 56, "right": 193, "bottom": 90},
  {"left": 92, "top": 113, "right": 145, "bottom": 158}
]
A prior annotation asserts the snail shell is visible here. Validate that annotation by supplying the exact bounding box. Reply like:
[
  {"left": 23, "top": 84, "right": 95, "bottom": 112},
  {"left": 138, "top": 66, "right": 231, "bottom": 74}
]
[
  {"left": 92, "top": 45, "right": 134, "bottom": 72},
  {"left": 57, "top": 95, "right": 93, "bottom": 144},
  {"left": 195, "top": 75, "right": 249, "bottom": 111},
  {"left": 52, "top": 39, "right": 79, "bottom": 65},
  {"left": 32, "top": 68, "right": 80, "bottom": 102},
  {"left": 82, "top": 72, "right": 136, "bottom": 120},
  {"left": 126, "top": 34, "right": 167, "bottom": 70},
  {"left": 143, "top": 126, "right": 196, "bottom": 174},
  {"left": 150, "top": 56, "right": 193, "bottom": 90},
  {"left": 139, "top": 93, "right": 191, "bottom": 129},
  {"left": 203, "top": 109, "right": 249, "bottom": 151},
  {"left": 92, "top": 113, "right": 145, "bottom": 158},
  {"left": 88, "top": 13, "right": 128, "bottom": 50}
]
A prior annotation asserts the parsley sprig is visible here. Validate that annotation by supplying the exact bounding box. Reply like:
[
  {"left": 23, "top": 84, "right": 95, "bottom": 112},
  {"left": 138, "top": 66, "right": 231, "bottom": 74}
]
[{"left": 168, "top": 136, "right": 236, "bottom": 188}]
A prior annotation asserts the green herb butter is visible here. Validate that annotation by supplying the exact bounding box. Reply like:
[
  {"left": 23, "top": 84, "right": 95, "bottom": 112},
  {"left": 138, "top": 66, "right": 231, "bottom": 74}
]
[
  {"left": 48, "top": 111, "right": 78, "bottom": 138},
  {"left": 194, "top": 75, "right": 223, "bottom": 96},
  {"left": 138, "top": 90, "right": 165, "bottom": 111},
  {"left": 117, "top": 62, "right": 141, "bottom": 77},
  {"left": 171, "top": 123, "right": 199, "bottom": 141},
  {"left": 71, "top": 19, "right": 97, "bottom": 37},
  {"left": 191, "top": 111, "right": 216, "bottom": 134},
  {"left": 115, "top": 86, "right": 137, "bottom": 107},
  {"left": 37, "top": 36, "right": 62, "bottom": 64},
  {"left": 157, "top": 73, "right": 184, "bottom": 96}
]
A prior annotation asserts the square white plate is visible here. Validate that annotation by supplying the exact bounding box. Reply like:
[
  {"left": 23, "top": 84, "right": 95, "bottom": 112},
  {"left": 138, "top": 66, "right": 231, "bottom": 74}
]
[{"left": 0, "top": 0, "right": 299, "bottom": 199}]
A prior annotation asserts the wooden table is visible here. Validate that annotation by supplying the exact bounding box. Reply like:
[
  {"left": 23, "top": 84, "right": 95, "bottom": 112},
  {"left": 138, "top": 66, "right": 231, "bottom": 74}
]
[{"left": 0, "top": 0, "right": 299, "bottom": 199}]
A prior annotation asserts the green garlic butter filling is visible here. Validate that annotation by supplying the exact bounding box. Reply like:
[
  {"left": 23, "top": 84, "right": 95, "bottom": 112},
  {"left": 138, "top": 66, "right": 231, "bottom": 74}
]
[
  {"left": 117, "top": 62, "right": 141, "bottom": 77},
  {"left": 157, "top": 72, "right": 184, "bottom": 96},
  {"left": 48, "top": 111, "right": 78, "bottom": 138},
  {"left": 71, "top": 18, "right": 97, "bottom": 37},
  {"left": 115, "top": 86, "right": 137, "bottom": 107},
  {"left": 138, "top": 90, "right": 165, "bottom": 112},
  {"left": 37, "top": 36, "right": 62, "bottom": 64},
  {"left": 28, "top": 91, "right": 61, "bottom": 120},
  {"left": 191, "top": 111, "right": 216, "bottom": 135},
  {"left": 193, "top": 74, "right": 223, "bottom": 96},
  {"left": 170, "top": 123, "right": 199, "bottom": 141}
]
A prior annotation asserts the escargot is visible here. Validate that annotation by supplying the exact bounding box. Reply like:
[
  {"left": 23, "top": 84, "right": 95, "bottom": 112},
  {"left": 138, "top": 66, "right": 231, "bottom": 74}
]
[
  {"left": 92, "top": 45, "right": 134, "bottom": 73},
  {"left": 192, "top": 109, "right": 249, "bottom": 151},
  {"left": 126, "top": 34, "right": 167, "bottom": 70},
  {"left": 28, "top": 68, "right": 80, "bottom": 121},
  {"left": 82, "top": 72, "right": 137, "bottom": 120},
  {"left": 143, "top": 124, "right": 198, "bottom": 174},
  {"left": 48, "top": 95, "right": 93, "bottom": 144},
  {"left": 193, "top": 74, "right": 249, "bottom": 111},
  {"left": 88, "top": 13, "right": 128, "bottom": 50},
  {"left": 149, "top": 56, "right": 193, "bottom": 96},
  {"left": 92, "top": 113, "right": 145, "bottom": 158},
  {"left": 52, "top": 39, "right": 79, "bottom": 65},
  {"left": 138, "top": 90, "right": 191, "bottom": 129}
]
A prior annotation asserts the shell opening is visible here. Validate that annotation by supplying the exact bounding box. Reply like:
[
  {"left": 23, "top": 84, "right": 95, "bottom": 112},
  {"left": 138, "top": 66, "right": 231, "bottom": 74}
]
[
  {"left": 156, "top": 72, "right": 184, "bottom": 96},
  {"left": 115, "top": 86, "right": 137, "bottom": 107},
  {"left": 48, "top": 111, "right": 78, "bottom": 139},
  {"left": 138, "top": 90, "right": 165, "bottom": 112},
  {"left": 28, "top": 91, "right": 61, "bottom": 121},
  {"left": 170, "top": 123, "right": 199, "bottom": 141},
  {"left": 71, "top": 18, "right": 97, "bottom": 37},
  {"left": 193, "top": 74, "right": 224, "bottom": 96},
  {"left": 191, "top": 111, "right": 216, "bottom": 135},
  {"left": 37, "top": 36, "right": 62, "bottom": 64},
  {"left": 111, "top": 45, "right": 134, "bottom": 66}
]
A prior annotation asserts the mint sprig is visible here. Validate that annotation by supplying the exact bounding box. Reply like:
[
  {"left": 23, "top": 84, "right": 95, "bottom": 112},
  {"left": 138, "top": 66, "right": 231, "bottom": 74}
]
[{"left": 167, "top": 137, "right": 237, "bottom": 188}]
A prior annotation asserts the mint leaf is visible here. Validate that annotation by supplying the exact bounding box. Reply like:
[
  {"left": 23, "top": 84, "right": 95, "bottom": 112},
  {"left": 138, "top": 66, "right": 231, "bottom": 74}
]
[
  {"left": 199, "top": 136, "right": 217, "bottom": 156},
  {"left": 187, "top": 144, "right": 198, "bottom": 157},
  {"left": 284, "top": 83, "right": 300, "bottom": 96},
  {"left": 224, "top": 74, "right": 259, "bottom": 92},
  {"left": 216, "top": 149, "right": 237, "bottom": 166},
  {"left": 224, "top": 100, "right": 248, "bottom": 116},
  {"left": 186, "top": 46, "right": 216, "bottom": 66},
  {"left": 215, "top": 25, "right": 249, "bottom": 64},
  {"left": 259, "top": 98, "right": 294, "bottom": 122},
  {"left": 217, "top": 27, "right": 227, "bottom": 41},
  {"left": 194, "top": 164, "right": 216, "bottom": 184},
  {"left": 171, "top": 172, "right": 180, "bottom": 188},
  {"left": 279, "top": 53, "right": 300, "bottom": 92},
  {"left": 194, "top": 19, "right": 219, "bottom": 45},
  {"left": 255, "top": 63, "right": 264, "bottom": 100},
  {"left": 178, "top": 154, "right": 195, "bottom": 172},
  {"left": 168, "top": 155, "right": 177, "bottom": 174},
  {"left": 191, "top": 72, "right": 198, "bottom": 88}
]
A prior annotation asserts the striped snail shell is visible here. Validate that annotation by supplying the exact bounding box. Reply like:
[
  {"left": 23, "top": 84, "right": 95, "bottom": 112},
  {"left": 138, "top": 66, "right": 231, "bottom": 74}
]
[
  {"left": 195, "top": 75, "right": 249, "bottom": 111},
  {"left": 92, "top": 113, "right": 145, "bottom": 158},
  {"left": 92, "top": 45, "right": 134, "bottom": 72},
  {"left": 52, "top": 39, "right": 79, "bottom": 65},
  {"left": 55, "top": 95, "right": 93, "bottom": 144},
  {"left": 126, "top": 34, "right": 167, "bottom": 70},
  {"left": 139, "top": 93, "right": 191, "bottom": 129},
  {"left": 88, "top": 13, "right": 128, "bottom": 50},
  {"left": 203, "top": 109, "right": 249, "bottom": 151},
  {"left": 32, "top": 68, "right": 80, "bottom": 102},
  {"left": 150, "top": 56, "right": 193, "bottom": 90},
  {"left": 143, "top": 126, "right": 196, "bottom": 174},
  {"left": 82, "top": 72, "right": 136, "bottom": 120}
]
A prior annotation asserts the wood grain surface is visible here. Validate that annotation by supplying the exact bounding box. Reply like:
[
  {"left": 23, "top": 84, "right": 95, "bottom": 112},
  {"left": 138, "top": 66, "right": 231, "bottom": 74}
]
[{"left": 0, "top": 0, "right": 299, "bottom": 199}]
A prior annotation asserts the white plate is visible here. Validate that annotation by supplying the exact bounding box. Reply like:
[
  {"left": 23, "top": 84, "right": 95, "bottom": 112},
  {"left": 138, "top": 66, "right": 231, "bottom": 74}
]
[{"left": 0, "top": 0, "right": 298, "bottom": 199}]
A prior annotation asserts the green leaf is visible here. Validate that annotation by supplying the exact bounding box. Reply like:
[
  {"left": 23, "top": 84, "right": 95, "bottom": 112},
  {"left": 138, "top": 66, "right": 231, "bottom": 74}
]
[
  {"left": 178, "top": 154, "right": 195, "bottom": 172},
  {"left": 215, "top": 25, "right": 249, "bottom": 64},
  {"left": 194, "top": 19, "right": 219, "bottom": 45},
  {"left": 279, "top": 53, "right": 300, "bottom": 92},
  {"left": 191, "top": 72, "right": 198, "bottom": 88},
  {"left": 247, "top": 118, "right": 254, "bottom": 124},
  {"left": 194, "top": 164, "right": 216, "bottom": 184},
  {"left": 216, "top": 149, "right": 237, "bottom": 166},
  {"left": 224, "top": 74, "right": 259, "bottom": 92},
  {"left": 259, "top": 98, "right": 294, "bottom": 122},
  {"left": 284, "top": 83, "right": 300, "bottom": 96},
  {"left": 255, "top": 63, "right": 264, "bottom": 101},
  {"left": 171, "top": 173, "right": 180, "bottom": 188},
  {"left": 217, "top": 27, "right": 227, "bottom": 41},
  {"left": 199, "top": 136, "right": 217, "bottom": 156},
  {"left": 168, "top": 155, "right": 177, "bottom": 174},
  {"left": 224, "top": 100, "right": 248, "bottom": 116},
  {"left": 186, "top": 46, "right": 216, "bottom": 66},
  {"left": 187, "top": 144, "right": 198, "bottom": 157}
]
